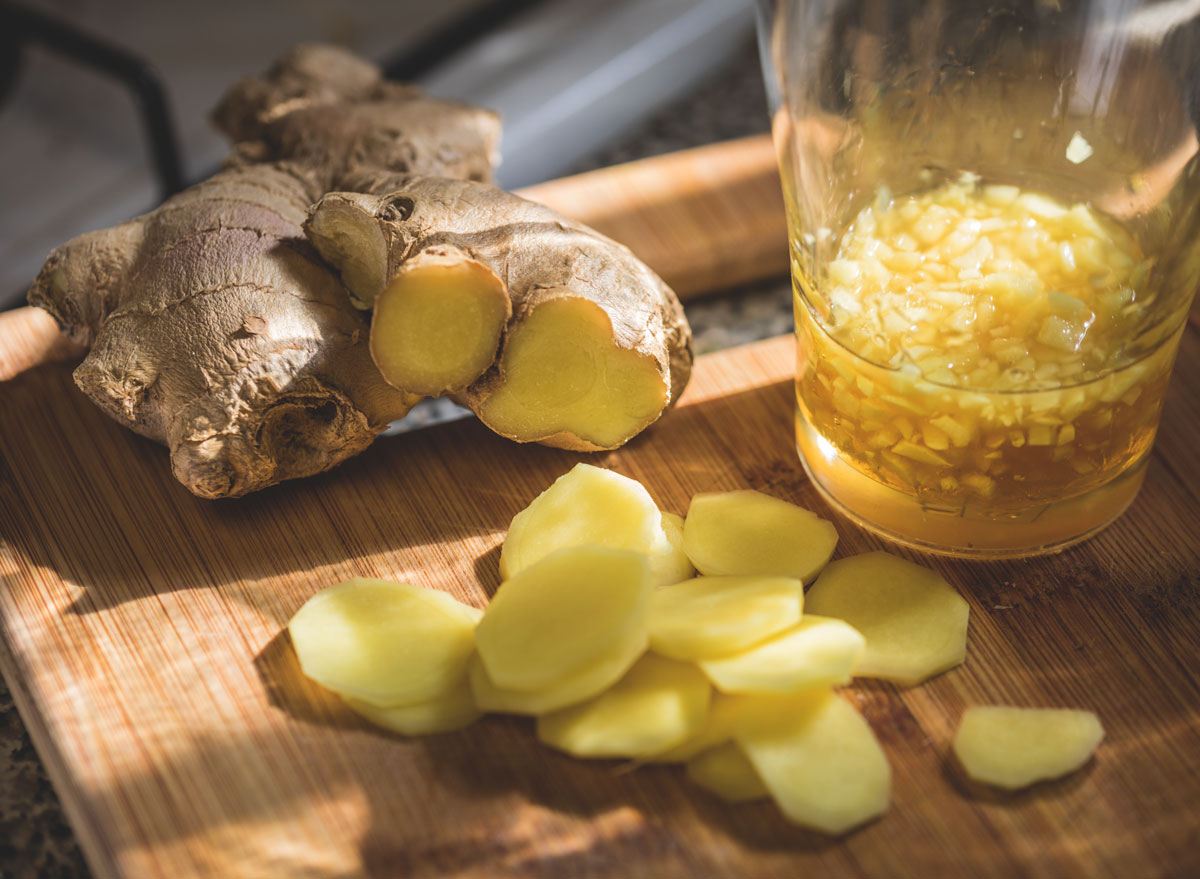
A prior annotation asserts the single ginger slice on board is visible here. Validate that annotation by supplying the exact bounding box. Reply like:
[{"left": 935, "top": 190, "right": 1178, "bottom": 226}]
[
  {"left": 287, "top": 578, "right": 481, "bottom": 707},
  {"left": 682, "top": 490, "right": 838, "bottom": 583},
  {"left": 499, "top": 463, "right": 689, "bottom": 586},
  {"left": 952, "top": 706, "right": 1104, "bottom": 789},
  {"left": 305, "top": 176, "right": 693, "bottom": 452},
  {"left": 474, "top": 546, "right": 652, "bottom": 692},
  {"left": 805, "top": 551, "right": 969, "bottom": 686},
  {"left": 647, "top": 575, "right": 804, "bottom": 661},
  {"left": 736, "top": 690, "right": 891, "bottom": 834}
]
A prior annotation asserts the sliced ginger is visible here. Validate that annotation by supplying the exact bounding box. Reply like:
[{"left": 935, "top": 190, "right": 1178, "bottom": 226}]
[
  {"left": 499, "top": 463, "right": 689, "bottom": 586},
  {"left": 537, "top": 654, "right": 711, "bottom": 759},
  {"left": 736, "top": 690, "right": 891, "bottom": 835},
  {"left": 467, "top": 646, "right": 645, "bottom": 716},
  {"left": 473, "top": 298, "right": 670, "bottom": 450},
  {"left": 952, "top": 706, "right": 1104, "bottom": 790},
  {"left": 656, "top": 512, "right": 695, "bottom": 587},
  {"left": 287, "top": 578, "right": 480, "bottom": 707},
  {"left": 648, "top": 575, "right": 804, "bottom": 661},
  {"left": 698, "top": 616, "right": 865, "bottom": 695},
  {"left": 343, "top": 684, "right": 480, "bottom": 736},
  {"left": 370, "top": 256, "right": 511, "bottom": 395},
  {"left": 682, "top": 490, "right": 838, "bottom": 584},
  {"left": 475, "top": 545, "right": 651, "bottom": 692},
  {"left": 805, "top": 551, "right": 969, "bottom": 686},
  {"left": 685, "top": 741, "right": 770, "bottom": 803}
]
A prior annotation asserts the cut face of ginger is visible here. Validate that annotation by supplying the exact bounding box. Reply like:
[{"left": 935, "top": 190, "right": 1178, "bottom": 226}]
[
  {"left": 682, "top": 490, "right": 838, "bottom": 583},
  {"left": 736, "top": 690, "right": 891, "bottom": 835},
  {"left": 475, "top": 545, "right": 651, "bottom": 692},
  {"left": 698, "top": 616, "right": 864, "bottom": 695},
  {"left": 499, "top": 463, "right": 687, "bottom": 586},
  {"left": 287, "top": 578, "right": 481, "bottom": 708},
  {"left": 805, "top": 551, "right": 968, "bottom": 686},
  {"left": 476, "top": 297, "right": 669, "bottom": 450},
  {"left": 370, "top": 255, "right": 511, "bottom": 395},
  {"left": 537, "top": 653, "right": 711, "bottom": 759},
  {"left": 953, "top": 706, "right": 1104, "bottom": 790},
  {"left": 648, "top": 575, "right": 804, "bottom": 661},
  {"left": 686, "top": 741, "right": 770, "bottom": 803}
]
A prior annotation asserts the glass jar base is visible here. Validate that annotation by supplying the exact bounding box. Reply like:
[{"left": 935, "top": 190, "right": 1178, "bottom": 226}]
[{"left": 795, "top": 424, "right": 1147, "bottom": 559}]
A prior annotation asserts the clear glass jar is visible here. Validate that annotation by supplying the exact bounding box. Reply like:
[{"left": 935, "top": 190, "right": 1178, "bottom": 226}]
[{"left": 757, "top": 0, "right": 1200, "bottom": 556}]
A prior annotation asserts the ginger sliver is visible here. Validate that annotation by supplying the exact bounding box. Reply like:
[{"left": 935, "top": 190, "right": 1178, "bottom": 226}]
[
  {"left": 343, "top": 684, "right": 480, "bottom": 736},
  {"left": 806, "top": 551, "right": 968, "bottom": 686},
  {"left": 288, "top": 578, "right": 480, "bottom": 708},
  {"left": 953, "top": 706, "right": 1104, "bottom": 789},
  {"left": 685, "top": 741, "right": 770, "bottom": 803},
  {"left": 475, "top": 545, "right": 651, "bottom": 691},
  {"left": 499, "top": 463, "right": 689, "bottom": 586},
  {"left": 648, "top": 575, "right": 804, "bottom": 661},
  {"left": 682, "top": 490, "right": 837, "bottom": 583}
]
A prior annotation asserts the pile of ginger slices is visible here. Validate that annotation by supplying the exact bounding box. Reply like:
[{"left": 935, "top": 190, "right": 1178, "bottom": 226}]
[{"left": 288, "top": 464, "right": 1104, "bottom": 835}]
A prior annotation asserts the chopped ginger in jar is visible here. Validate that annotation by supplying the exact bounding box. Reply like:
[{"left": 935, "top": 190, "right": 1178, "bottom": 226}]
[{"left": 794, "top": 176, "right": 1182, "bottom": 553}]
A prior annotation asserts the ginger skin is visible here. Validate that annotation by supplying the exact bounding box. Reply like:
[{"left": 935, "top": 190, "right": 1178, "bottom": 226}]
[
  {"left": 27, "top": 46, "right": 500, "bottom": 498},
  {"left": 306, "top": 177, "right": 693, "bottom": 452}
]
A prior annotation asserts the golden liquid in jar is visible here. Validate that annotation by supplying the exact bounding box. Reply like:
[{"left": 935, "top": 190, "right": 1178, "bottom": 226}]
[{"left": 793, "top": 176, "right": 1183, "bottom": 555}]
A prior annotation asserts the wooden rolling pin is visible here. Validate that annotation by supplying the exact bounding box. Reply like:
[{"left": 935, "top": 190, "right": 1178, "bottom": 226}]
[{"left": 0, "top": 135, "right": 787, "bottom": 382}]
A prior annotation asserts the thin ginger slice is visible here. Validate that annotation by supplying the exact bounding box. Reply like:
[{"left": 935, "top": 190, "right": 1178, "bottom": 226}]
[
  {"left": 537, "top": 654, "right": 711, "bottom": 759},
  {"left": 698, "top": 616, "right": 865, "bottom": 695},
  {"left": 655, "top": 512, "right": 696, "bottom": 586},
  {"left": 647, "top": 575, "right": 804, "bottom": 661},
  {"left": 343, "top": 682, "right": 480, "bottom": 736},
  {"left": 805, "top": 551, "right": 969, "bottom": 686},
  {"left": 475, "top": 545, "right": 651, "bottom": 691},
  {"left": 370, "top": 256, "right": 511, "bottom": 395},
  {"left": 645, "top": 692, "right": 748, "bottom": 763},
  {"left": 952, "top": 706, "right": 1104, "bottom": 790},
  {"left": 499, "top": 463, "right": 686, "bottom": 586},
  {"left": 686, "top": 741, "right": 770, "bottom": 803},
  {"left": 736, "top": 690, "right": 891, "bottom": 834},
  {"left": 682, "top": 490, "right": 838, "bottom": 583},
  {"left": 466, "top": 644, "right": 645, "bottom": 716},
  {"left": 473, "top": 297, "right": 669, "bottom": 450},
  {"left": 288, "top": 578, "right": 480, "bottom": 707}
]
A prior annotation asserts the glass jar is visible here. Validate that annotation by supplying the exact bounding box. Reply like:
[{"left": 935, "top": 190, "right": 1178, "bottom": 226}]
[{"left": 757, "top": 0, "right": 1200, "bottom": 556}]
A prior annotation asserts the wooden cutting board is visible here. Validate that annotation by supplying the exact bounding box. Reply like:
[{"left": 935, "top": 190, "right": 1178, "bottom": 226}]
[{"left": 3, "top": 141, "right": 1200, "bottom": 879}]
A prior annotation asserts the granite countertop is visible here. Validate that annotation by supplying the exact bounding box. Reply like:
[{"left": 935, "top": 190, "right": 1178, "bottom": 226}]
[{"left": 0, "top": 40, "right": 784, "bottom": 879}]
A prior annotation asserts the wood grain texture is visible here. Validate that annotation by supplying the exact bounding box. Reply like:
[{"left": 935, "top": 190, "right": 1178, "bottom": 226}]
[
  {"left": 0, "top": 135, "right": 787, "bottom": 379},
  {"left": 1, "top": 324, "right": 1198, "bottom": 878}
]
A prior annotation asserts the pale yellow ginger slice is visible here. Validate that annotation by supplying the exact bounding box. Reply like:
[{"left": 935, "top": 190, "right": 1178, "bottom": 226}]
[
  {"left": 475, "top": 545, "right": 651, "bottom": 692},
  {"left": 466, "top": 646, "right": 645, "bottom": 716},
  {"left": 499, "top": 463, "right": 686, "bottom": 586},
  {"left": 536, "top": 654, "right": 711, "bottom": 759},
  {"left": 647, "top": 575, "right": 803, "bottom": 661},
  {"left": 645, "top": 692, "right": 748, "bottom": 763},
  {"left": 805, "top": 551, "right": 968, "bottom": 686},
  {"left": 685, "top": 741, "right": 770, "bottom": 803},
  {"left": 343, "top": 683, "right": 480, "bottom": 736},
  {"left": 698, "top": 616, "right": 865, "bottom": 695},
  {"left": 655, "top": 512, "right": 696, "bottom": 586},
  {"left": 736, "top": 690, "right": 891, "bottom": 834},
  {"left": 288, "top": 578, "right": 481, "bottom": 708},
  {"left": 952, "top": 706, "right": 1104, "bottom": 790},
  {"left": 682, "top": 490, "right": 838, "bottom": 584}
]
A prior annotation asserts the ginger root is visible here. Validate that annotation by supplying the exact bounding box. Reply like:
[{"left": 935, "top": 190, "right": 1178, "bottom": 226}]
[
  {"left": 305, "top": 176, "right": 693, "bottom": 451},
  {"left": 27, "top": 45, "right": 501, "bottom": 497}
]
